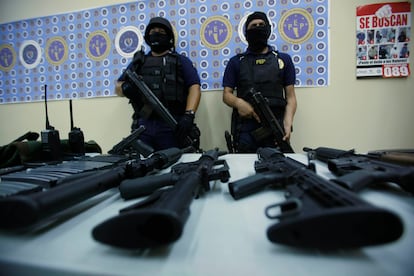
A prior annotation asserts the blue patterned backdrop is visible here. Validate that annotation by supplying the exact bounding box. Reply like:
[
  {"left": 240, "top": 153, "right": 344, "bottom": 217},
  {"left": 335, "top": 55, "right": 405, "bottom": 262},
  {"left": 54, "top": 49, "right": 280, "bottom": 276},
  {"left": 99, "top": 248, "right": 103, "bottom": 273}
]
[{"left": 0, "top": 0, "right": 329, "bottom": 104}]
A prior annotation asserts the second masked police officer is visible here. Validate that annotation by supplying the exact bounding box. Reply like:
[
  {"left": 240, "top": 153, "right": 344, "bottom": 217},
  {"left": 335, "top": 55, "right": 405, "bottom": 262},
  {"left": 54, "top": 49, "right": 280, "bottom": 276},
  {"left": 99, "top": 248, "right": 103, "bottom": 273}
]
[
  {"left": 222, "top": 11, "right": 297, "bottom": 153},
  {"left": 115, "top": 17, "right": 201, "bottom": 151}
]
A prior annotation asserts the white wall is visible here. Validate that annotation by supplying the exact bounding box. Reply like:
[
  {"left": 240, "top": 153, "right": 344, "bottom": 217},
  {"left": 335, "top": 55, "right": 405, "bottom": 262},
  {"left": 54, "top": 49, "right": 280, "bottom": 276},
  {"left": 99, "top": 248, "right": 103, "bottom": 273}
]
[{"left": 0, "top": 0, "right": 413, "bottom": 154}]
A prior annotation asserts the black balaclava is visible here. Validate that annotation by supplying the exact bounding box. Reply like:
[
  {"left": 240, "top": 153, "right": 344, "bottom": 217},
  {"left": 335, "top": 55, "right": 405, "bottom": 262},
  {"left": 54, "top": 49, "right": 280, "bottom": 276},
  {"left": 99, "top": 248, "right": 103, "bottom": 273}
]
[
  {"left": 244, "top": 12, "right": 271, "bottom": 52},
  {"left": 144, "top": 17, "right": 174, "bottom": 53}
]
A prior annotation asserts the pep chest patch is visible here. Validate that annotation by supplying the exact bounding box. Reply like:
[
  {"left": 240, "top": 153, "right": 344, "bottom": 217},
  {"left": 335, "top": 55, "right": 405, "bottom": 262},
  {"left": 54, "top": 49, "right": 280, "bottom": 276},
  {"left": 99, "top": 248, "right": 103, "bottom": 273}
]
[
  {"left": 254, "top": 57, "right": 284, "bottom": 70},
  {"left": 255, "top": 58, "right": 267, "bottom": 65}
]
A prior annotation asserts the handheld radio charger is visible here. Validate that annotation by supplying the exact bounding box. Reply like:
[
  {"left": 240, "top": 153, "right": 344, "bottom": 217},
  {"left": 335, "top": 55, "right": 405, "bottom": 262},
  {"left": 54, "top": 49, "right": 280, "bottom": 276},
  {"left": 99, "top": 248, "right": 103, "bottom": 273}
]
[
  {"left": 68, "top": 99, "right": 85, "bottom": 155},
  {"left": 41, "top": 84, "right": 62, "bottom": 161}
]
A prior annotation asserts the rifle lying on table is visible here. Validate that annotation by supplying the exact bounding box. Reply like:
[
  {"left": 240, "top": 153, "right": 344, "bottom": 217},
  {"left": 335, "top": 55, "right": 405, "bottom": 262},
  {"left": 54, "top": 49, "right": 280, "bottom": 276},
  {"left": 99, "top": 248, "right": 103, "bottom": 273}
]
[
  {"left": 249, "top": 89, "right": 294, "bottom": 153},
  {"left": 92, "top": 148, "right": 230, "bottom": 249},
  {"left": 228, "top": 147, "right": 403, "bottom": 249},
  {"left": 303, "top": 146, "right": 414, "bottom": 194},
  {"left": 124, "top": 69, "right": 199, "bottom": 151},
  {"left": 0, "top": 147, "right": 185, "bottom": 229}
]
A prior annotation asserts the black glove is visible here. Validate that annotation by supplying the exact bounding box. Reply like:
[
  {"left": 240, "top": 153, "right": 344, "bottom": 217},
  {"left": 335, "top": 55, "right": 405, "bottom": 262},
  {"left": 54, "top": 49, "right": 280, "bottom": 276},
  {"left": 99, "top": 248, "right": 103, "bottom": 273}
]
[
  {"left": 122, "top": 81, "right": 140, "bottom": 102},
  {"left": 176, "top": 113, "right": 195, "bottom": 141}
]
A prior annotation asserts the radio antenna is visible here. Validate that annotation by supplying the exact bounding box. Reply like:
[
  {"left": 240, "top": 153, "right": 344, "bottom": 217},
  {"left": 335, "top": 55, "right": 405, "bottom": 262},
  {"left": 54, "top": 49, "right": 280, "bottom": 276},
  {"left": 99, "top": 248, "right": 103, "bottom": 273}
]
[
  {"left": 41, "top": 84, "right": 61, "bottom": 161},
  {"left": 44, "top": 84, "right": 53, "bottom": 130},
  {"left": 69, "top": 99, "right": 74, "bottom": 130}
]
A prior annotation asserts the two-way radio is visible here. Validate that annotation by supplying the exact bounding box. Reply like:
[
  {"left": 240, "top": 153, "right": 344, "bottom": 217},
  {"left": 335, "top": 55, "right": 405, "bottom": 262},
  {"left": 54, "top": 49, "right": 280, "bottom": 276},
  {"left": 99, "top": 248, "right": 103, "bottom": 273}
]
[
  {"left": 40, "top": 84, "right": 62, "bottom": 161},
  {"left": 68, "top": 99, "right": 85, "bottom": 155}
]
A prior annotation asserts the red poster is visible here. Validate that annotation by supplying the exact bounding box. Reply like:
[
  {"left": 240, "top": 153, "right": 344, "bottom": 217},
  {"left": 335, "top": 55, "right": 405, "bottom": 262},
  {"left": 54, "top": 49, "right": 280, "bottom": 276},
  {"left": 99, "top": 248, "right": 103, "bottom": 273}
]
[{"left": 356, "top": 2, "right": 411, "bottom": 78}]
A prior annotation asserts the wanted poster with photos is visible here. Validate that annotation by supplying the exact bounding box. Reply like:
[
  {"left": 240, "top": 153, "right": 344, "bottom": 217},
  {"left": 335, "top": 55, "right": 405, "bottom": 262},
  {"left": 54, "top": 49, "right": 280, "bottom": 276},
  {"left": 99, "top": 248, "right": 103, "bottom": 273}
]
[{"left": 356, "top": 2, "right": 411, "bottom": 78}]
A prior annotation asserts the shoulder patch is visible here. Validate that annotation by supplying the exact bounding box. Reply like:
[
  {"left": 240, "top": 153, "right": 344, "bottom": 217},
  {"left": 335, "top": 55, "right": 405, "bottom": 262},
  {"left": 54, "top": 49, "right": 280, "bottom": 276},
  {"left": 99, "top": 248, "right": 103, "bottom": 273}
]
[
  {"left": 278, "top": 58, "right": 285, "bottom": 69},
  {"left": 272, "top": 50, "right": 284, "bottom": 69}
]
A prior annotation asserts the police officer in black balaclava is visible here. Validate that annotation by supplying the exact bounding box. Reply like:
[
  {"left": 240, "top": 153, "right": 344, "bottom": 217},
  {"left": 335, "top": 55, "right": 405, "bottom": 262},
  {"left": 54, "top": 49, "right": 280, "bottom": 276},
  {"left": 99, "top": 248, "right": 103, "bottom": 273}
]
[
  {"left": 222, "top": 11, "right": 298, "bottom": 153},
  {"left": 115, "top": 17, "right": 201, "bottom": 152},
  {"left": 144, "top": 17, "right": 175, "bottom": 53},
  {"left": 244, "top": 11, "right": 272, "bottom": 53}
]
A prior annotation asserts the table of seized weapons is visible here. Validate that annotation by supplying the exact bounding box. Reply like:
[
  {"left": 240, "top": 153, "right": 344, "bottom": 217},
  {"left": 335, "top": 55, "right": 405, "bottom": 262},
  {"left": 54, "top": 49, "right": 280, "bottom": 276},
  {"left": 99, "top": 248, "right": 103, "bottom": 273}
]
[{"left": 0, "top": 153, "right": 413, "bottom": 276}]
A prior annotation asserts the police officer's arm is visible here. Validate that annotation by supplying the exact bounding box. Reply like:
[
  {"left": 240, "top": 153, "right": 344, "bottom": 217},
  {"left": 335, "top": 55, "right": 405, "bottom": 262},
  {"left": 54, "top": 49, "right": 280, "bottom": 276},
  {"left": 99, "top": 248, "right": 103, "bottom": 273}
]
[
  {"left": 223, "top": 87, "right": 260, "bottom": 122},
  {"left": 115, "top": 81, "right": 125, "bottom": 97},
  {"left": 186, "top": 84, "right": 201, "bottom": 112},
  {"left": 282, "top": 84, "right": 297, "bottom": 141}
]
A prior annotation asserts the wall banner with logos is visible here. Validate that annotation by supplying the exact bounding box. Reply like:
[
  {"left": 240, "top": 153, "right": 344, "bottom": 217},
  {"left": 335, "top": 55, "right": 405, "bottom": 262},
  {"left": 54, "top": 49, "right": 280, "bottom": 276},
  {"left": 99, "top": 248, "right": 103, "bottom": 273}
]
[
  {"left": 356, "top": 1, "right": 411, "bottom": 78},
  {"left": 0, "top": 0, "right": 329, "bottom": 104}
]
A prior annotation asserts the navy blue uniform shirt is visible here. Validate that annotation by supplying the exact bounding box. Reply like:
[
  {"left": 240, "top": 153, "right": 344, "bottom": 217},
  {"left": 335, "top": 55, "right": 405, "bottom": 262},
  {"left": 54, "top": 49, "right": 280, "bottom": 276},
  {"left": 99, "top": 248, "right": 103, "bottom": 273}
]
[{"left": 222, "top": 46, "right": 296, "bottom": 89}]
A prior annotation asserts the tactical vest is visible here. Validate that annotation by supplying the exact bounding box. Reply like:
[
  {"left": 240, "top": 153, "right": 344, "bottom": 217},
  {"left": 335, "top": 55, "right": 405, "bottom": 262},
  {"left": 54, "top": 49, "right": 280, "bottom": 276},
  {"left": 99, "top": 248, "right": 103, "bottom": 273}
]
[
  {"left": 237, "top": 51, "right": 287, "bottom": 114},
  {"left": 133, "top": 52, "right": 186, "bottom": 117}
]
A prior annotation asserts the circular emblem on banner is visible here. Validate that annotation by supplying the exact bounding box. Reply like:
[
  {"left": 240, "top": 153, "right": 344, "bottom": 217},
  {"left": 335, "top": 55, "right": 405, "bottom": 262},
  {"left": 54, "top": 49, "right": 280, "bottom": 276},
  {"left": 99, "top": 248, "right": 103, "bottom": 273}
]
[
  {"left": 19, "top": 40, "right": 42, "bottom": 69},
  {"left": 0, "top": 44, "right": 17, "bottom": 72},
  {"left": 238, "top": 12, "right": 274, "bottom": 45},
  {"left": 86, "top": 30, "right": 111, "bottom": 61},
  {"left": 278, "top": 8, "right": 314, "bottom": 44},
  {"left": 115, "top": 26, "right": 143, "bottom": 58},
  {"left": 200, "top": 16, "right": 232, "bottom": 50},
  {"left": 46, "top": 36, "right": 68, "bottom": 66}
]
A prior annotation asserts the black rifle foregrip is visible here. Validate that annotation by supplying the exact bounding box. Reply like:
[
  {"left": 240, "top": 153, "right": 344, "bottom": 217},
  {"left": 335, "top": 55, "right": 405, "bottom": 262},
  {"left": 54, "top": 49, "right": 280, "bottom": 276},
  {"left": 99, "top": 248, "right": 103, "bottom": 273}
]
[
  {"left": 330, "top": 170, "right": 376, "bottom": 191},
  {"left": 119, "top": 173, "right": 178, "bottom": 200},
  {"left": 153, "top": 147, "right": 185, "bottom": 169},
  {"left": 302, "top": 147, "right": 355, "bottom": 163},
  {"left": 228, "top": 172, "right": 282, "bottom": 200}
]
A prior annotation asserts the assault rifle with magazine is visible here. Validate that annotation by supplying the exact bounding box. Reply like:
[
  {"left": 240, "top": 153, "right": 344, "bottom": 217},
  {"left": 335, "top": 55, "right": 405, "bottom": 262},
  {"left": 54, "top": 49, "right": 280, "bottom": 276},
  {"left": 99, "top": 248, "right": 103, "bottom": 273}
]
[
  {"left": 249, "top": 89, "right": 294, "bottom": 153},
  {"left": 92, "top": 148, "right": 230, "bottom": 249},
  {"left": 224, "top": 89, "right": 294, "bottom": 154},
  {"left": 228, "top": 147, "right": 403, "bottom": 249},
  {"left": 0, "top": 147, "right": 185, "bottom": 229},
  {"left": 303, "top": 146, "right": 414, "bottom": 194},
  {"left": 124, "top": 68, "right": 200, "bottom": 151}
]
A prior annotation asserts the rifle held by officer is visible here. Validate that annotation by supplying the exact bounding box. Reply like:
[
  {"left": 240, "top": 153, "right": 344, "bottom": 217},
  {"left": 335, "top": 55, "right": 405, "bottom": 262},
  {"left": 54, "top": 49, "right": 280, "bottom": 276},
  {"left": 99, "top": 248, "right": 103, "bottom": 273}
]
[
  {"left": 92, "top": 148, "right": 230, "bottom": 249},
  {"left": 303, "top": 146, "right": 414, "bottom": 194},
  {"left": 228, "top": 147, "right": 403, "bottom": 249},
  {"left": 124, "top": 69, "right": 199, "bottom": 150},
  {"left": 108, "top": 126, "right": 154, "bottom": 157},
  {"left": 249, "top": 89, "right": 294, "bottom": 153},
  {"left": 0, "top": 147, "right": 184, "bottom": 229}
]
